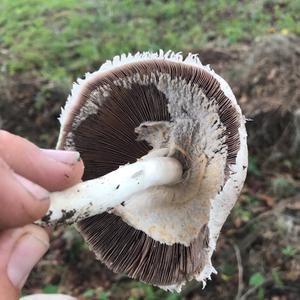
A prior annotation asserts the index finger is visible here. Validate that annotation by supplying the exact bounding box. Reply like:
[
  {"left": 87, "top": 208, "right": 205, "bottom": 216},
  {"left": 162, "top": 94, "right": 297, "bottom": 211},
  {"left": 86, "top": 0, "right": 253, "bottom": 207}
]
[{"left": 0, "top": 131, "right": 84, "bottom": 192}]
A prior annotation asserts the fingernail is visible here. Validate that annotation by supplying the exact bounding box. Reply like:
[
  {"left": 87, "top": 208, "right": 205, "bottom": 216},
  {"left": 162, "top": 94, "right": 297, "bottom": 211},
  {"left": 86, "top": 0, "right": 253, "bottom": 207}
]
[
  {"left": 42, "top": 149, "right": 81, "bottom": 165},
  {"left": 14, "top": 174, "right": 49, "bottom": 201},
  {"left": 7, "top": 233, "right": 49, "bottom": 289}
]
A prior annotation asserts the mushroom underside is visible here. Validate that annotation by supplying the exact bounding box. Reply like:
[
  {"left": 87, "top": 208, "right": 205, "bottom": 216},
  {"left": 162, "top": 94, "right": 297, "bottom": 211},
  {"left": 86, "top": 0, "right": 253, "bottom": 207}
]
[{"left": 58, "top": 59, "right": 243, "bottom": 288}]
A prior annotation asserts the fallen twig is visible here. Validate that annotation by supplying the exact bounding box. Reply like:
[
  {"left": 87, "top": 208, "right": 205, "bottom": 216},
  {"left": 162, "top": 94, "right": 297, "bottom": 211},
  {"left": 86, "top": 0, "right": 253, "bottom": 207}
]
[
  {"left": 237, "top": 278, "right": 272, "bottom": 300},
  {"left": 233, "top": 242, "right": 244, "bottom": 300}
]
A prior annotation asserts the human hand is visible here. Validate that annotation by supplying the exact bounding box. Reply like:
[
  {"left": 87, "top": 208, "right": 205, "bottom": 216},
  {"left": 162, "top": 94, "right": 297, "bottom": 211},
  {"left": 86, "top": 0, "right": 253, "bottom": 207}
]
[{"left": 0, "top": 130, "right": 84, "bottom": 299}]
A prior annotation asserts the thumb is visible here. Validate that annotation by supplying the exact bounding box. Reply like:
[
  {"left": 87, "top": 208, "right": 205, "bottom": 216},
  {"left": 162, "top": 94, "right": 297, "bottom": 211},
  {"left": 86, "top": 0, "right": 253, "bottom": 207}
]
[{"left": 0, "top": 225, "right": 49, "bottom": 299}]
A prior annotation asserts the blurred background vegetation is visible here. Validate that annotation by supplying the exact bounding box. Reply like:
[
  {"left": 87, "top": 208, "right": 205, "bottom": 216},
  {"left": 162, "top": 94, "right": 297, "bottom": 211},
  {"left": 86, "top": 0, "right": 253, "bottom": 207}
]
[
  {"left": 1, "top": 0, "right": 299, "bottom": 81},
  {"left": 0, "top": 1, "right": 299, "bottom": 300}
]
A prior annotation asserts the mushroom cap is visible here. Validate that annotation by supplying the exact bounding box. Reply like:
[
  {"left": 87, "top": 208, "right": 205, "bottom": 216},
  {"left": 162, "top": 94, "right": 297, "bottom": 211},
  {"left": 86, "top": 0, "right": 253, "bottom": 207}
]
[{"left": 57, "top": 51, "right": 248, "bottom": 291}]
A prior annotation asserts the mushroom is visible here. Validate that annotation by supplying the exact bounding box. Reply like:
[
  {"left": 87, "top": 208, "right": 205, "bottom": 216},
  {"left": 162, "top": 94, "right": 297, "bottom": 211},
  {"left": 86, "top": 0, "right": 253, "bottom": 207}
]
[{"left": 40, "top": 51, "right": 248, "bottom": 291}]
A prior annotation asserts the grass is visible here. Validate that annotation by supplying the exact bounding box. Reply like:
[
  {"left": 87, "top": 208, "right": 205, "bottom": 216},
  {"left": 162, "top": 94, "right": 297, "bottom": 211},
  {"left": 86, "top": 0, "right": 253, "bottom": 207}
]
[{"left": 0, "top": 0, "right": 299, "bottom": 82}]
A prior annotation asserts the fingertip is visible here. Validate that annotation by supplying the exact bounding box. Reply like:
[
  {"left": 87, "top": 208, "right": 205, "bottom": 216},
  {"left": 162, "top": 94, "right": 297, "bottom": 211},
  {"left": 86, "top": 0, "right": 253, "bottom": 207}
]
[
  {"left": 41, "top": 149, "right": 81, "bottom": 166},
  {"left": 38, "top": 149, "right": 84, "bottom": 191},
  {"left": 71, "top": 157, "right": 85, "bottom": 183},
  {"left": 53, "top": 158, "right": 84, "bottom": 191}
]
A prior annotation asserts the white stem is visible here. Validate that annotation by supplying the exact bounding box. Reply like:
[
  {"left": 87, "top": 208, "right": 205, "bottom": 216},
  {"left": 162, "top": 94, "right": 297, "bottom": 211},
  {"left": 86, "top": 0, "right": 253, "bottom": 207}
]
[{"left": 38, "top": 157, "right": 182, "bottom": 226}]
